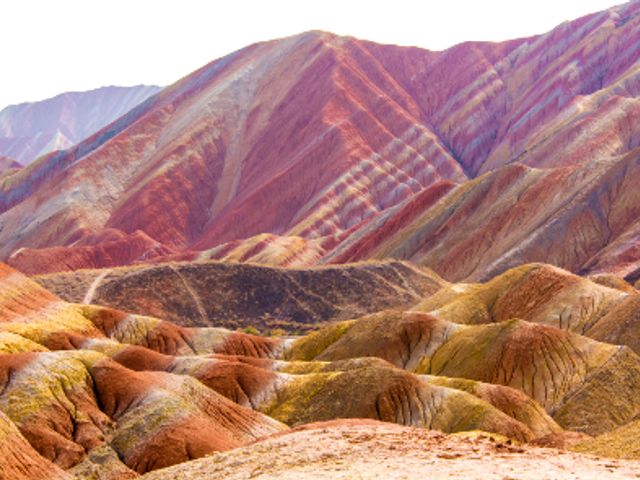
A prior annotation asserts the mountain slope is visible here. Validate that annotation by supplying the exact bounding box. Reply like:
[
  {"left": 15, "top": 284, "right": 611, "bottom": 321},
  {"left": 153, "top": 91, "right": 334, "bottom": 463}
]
[
  {"left": 0, "top": 155, "right": 20, "bottom": 175},
  {"left": 0, "top": 2, "right": 640, "bottom": 279},
  {"left": 0, "top": 85, "right": 161, "bottom": 165},
  {"left": 0, "top": 31, "right": 467, "bottom": 272},
  {"left": 331, "top": 153, "right": 640, "bottom": 281},
  {"left": 2, "top": 2, "right": 639, "bottom": 277}
]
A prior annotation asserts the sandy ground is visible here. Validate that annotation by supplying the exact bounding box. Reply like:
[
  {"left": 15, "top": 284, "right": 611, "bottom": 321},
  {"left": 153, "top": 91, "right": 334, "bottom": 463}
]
[{"left": 141, "top": 420, "right": 640, "bottom": 479}]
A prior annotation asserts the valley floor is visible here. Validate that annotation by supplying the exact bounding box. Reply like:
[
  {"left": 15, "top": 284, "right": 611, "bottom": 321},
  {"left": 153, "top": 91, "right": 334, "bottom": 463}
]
[{"left": 141, "top": 420, "right": 640, "bottom": 480}]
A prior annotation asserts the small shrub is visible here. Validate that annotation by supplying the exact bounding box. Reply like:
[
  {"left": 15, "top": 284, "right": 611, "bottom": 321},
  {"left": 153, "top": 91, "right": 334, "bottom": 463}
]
[{"left": 269, "top": 328, "right": 288, "bottom": 337}]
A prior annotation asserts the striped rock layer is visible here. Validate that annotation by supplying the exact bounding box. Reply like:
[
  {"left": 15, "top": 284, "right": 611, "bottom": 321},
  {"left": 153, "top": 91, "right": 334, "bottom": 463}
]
[
  {"left": 3, "top": 259, "right": 640, "bottom": 477},
  {"left": 1, "top": 2, "right": 640, "bottom": 280}
]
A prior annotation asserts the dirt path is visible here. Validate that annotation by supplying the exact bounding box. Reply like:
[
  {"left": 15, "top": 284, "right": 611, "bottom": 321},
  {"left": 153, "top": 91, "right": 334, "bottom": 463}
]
[
  {"left": 82, "top": 270, "right": 110, "bottom": 304},
  {"left": 169, "top": 265, "right": 208, "bottom": 324}
]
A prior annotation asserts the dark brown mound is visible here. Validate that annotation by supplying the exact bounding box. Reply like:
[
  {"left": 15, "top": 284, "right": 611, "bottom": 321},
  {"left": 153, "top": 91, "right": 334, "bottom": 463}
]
[{"left": 35, "top": 260, "right": 445, "bottom": 332}]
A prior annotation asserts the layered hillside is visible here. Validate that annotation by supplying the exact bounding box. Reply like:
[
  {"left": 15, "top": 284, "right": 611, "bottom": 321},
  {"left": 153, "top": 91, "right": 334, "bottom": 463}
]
[
  {"left": 4, "top": 258, "right": 640, "bottom": 476},
  {"left": 0, "top": 263, "right": 539, "bottom": 474},
  {"left": 287, "top": 310, "right": 640, "bottom": 435},
  {"left": 0, "top": 411, "right": 70, "bottom": 480},
  {"left": 2, "top": 2, "right": 640, "bottom": 279},
  {"left": 412, "top": 263, "right": 640, "bottom": 355},
  {"left": 0, "top": 85, "right": 161, "bottom": 165},
  {"left": 331, "top": 155, "right": 640, "bottom": 281}
]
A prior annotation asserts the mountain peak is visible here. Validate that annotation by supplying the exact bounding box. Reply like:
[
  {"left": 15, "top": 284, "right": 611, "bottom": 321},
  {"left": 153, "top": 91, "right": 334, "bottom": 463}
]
[
  {"left": 1, "top": 1, "right": 639, "bottom": 282},
  {"left": 0, "top": 85, "right": 162, "bottom": 164}
]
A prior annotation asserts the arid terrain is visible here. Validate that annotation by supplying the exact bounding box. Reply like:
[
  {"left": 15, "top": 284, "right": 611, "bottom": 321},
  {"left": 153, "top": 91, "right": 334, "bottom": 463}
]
[
  {"left": 1, "top": 2, "right": 639, "bottom": 283},
  {"left": 2, "top": 2, "right": 640, "bottom": 479},
  {"left": 1, "top": 259, "right": 640, "bottom": 479},
  {"left": 140, "top": 420, "right": 640, "bottom": 480}
]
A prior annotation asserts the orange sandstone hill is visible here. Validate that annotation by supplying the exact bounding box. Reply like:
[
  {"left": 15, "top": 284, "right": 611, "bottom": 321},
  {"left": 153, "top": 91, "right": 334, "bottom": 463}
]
[
  {"left": 2, "top": 258, "right": 640, "bottom": 476},
  {"left": 1, "top": 2, "right": 640, "bottom": 281}
]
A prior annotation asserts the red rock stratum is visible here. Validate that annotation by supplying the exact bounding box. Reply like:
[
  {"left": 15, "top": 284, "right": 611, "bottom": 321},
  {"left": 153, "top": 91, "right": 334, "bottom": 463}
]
[{"left": 1, "top": 2, "right": 639, "bottom": 280}]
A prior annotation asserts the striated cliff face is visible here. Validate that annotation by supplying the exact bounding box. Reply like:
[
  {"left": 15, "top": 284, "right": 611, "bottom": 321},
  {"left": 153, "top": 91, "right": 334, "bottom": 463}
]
[
  {"left": 0, "top": 85, "right": 161, "bottom": 165},
  {"left": 2, "top": 2, "right": 640, "bottom": 278},
  {"left": 338, "top": 155, "right": 640, "bottom": 281}
]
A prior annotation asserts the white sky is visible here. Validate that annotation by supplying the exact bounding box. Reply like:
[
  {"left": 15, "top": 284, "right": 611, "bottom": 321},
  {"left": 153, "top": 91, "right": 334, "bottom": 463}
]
[{"left": 0, "top": 0, "right": 626, "bottom": 110}]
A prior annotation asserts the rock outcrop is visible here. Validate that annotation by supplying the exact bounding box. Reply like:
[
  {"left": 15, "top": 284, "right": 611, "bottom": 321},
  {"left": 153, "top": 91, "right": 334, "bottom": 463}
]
[{"left": 0, "top": 411, "right": 70, "bottom": 480}]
